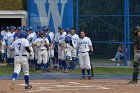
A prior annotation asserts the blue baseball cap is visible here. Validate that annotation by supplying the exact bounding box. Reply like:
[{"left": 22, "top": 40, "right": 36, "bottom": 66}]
[
  {"left": 43, "top": 26, "right": 49, "bottom": 31},
  {"left": 66, "top": 28, "right": 70, "bottom": 32},
  {"left": 29, "top": 27, "right": 33, "bottom": 30},
  {"left": 58, "top": 25, "right": 63, "bottom": 30},
  {"left": 23, "top": 26, "right": 27, "bottom": 31},
  {"left": 39, "top": 29, "right": 44, "bottom": 35},
  {"left": 10, "top": 26, "right": 16, "bottom": 30},
  {"left": 17, "top": 27, "right": 22, "bottom": 31}
]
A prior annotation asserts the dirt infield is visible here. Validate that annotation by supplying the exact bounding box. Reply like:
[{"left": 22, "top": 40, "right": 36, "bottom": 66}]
[{"left": 0, "top": 79, "right": 140, "bottom": 93}]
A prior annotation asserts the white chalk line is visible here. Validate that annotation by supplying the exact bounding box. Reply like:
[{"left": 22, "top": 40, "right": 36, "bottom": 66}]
[
  {"left": 26, "top": 82, "right": 110, "bottom": 92},
  {"left": 7, "top": 82, "right": 110, "bottom": 93}
]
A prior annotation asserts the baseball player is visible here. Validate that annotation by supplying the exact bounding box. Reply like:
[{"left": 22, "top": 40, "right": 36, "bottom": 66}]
[
  {"left": 129, "top": 26, "right": 140, "bottom": 84},
  {"left": 0, "top": 36, "right": 6, "bottom": 63},
  {"left": 10, "top": 31, "right": 32, "bottom": 91},
  {"left": 43, "top": 26, "right": 54, "bottom": 71},
  {"left": 55, "top": 25, "right": 66, "bottom": 70},
  {"left": 33, "top": 30, "right": 49, "bottom": 71},
  {"left": 54, "top": 30, "right": 60, "bottom": 69},
  {"left": 1, "top": 26, "right": 9, "bottom": 63},
  {"left": 28, "top": 29, "right": 40, "bottom": 69},
  {"left": 69, "top": 28, "right": 79, "bottom": 70},
  {"left": 5, "top": 26, "right": 16, "bottom": 66},
  {"left": 26, "top": 27, "right": 35, "bottom": 68},
  {"left": 14, "top": 27, "right": 22, "bottom": 40},
  {"left": 1, "top": 27, "right": 8, "bottom": 39},
  {"left": 77, "top": 30, "right": 93, "bottom": 80},
  {"left": 64, "top": 30, "right": 73, "bottom": 72}
]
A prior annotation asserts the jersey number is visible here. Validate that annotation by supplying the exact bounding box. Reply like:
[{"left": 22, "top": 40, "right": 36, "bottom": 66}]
[{"left": 18, "top": 43, "right": 21, "bottom": 50}]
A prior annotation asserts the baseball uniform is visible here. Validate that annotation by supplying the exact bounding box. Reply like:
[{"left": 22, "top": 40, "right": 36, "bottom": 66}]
[{"left": 34, "top": 37, "right": 49, "bottom": 66}]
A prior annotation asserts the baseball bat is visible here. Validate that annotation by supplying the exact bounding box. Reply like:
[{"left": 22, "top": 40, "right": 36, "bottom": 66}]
[
  {"left": 89, "top": 51, "right": 94, "bottom": 77},
  {"left": 91, "top": 63, "right": 94, "bottom": 77}
]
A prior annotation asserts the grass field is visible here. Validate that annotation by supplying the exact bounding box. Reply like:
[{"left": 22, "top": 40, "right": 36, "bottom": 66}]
[
  {"left": 0, "top": 65, "right": 133, "bottom": 76},
  {"left": 0, "top": 65, "right": 39, "bottom": 76},
  {"left": 71, "top": 67, "right": 133, "bottom": 75}
]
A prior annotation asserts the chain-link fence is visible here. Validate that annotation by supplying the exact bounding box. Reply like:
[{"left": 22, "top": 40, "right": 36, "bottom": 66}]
[{"left": 74, "top": 0, "right": 140, "bottom": 66}]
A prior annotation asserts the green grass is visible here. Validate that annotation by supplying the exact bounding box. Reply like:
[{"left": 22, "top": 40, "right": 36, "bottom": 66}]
[
  {"left": 0, "top": 66, "right": 133, "bottom": 76},
  {"left": 0, "top": 66, "right": 39, "bottom": 76},
  {"left": 71, "top": 67, "right": 133, "bottom": 75}
]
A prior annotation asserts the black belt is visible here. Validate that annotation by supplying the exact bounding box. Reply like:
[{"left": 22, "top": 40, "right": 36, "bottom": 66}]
[
  {"left": 16, "top": 55, "right": 27, "bottom": 56},
  {"left": 79, "top": 52, "right": 87, "bottom": 53},
  {"left": 39, "top": 49, "right": 47, "bottom": 51},
  {"left": 82, "top": 52, "right": 86, "bottom": 53}
]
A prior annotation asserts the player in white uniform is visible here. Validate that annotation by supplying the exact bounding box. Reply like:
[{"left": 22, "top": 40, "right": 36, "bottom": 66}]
[
  {"left": 5, "top": 26, "right": 16, "bottom": 66},
  {"left": 26, "top": 27, "right": 35, "bottom": 67},
  {"left": 33, "top": 30, "right": 49, "bottom": 71},
  {"left": 55, "top": 26, "right": 66, "bottom": 70},
  {"left": 1, "top": 27, "right": 7, "bottom": 39},
  {"left": 69, "top": 28, "right": 79, "bottom": 70},
  {"left": 77, "top": 30, "right": 93, "bottom": 80},
  {"left": 10, "top": 31, "right": 32, "bottom": 91},
  {"left": 0, "top": 36, "right": 6, "bottom": 62},
  {"left": 64, "top": 28, "right": 72, "bottom": 72},
  {"left": 43, "top": 26, "right": 55, "bottom": 71},
  {"left": 28, "top": 29, "right": 40, "bottom": 69},
  {"left": 1, "top": 27, "right": 10, "bottom": 63}
]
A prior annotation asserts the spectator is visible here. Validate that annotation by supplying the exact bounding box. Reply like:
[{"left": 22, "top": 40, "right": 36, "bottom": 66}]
[{"left": 110, "top": 43, "right": 128, "bottom": 66}]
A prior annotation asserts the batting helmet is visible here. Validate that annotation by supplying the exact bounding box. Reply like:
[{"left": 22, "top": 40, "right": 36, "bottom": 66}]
[
  {"left": 20, "top": 31, "right": 28, "bottom": 38},
  {"left": 65, "top": 36, "right": 72, "bottom": 43}
]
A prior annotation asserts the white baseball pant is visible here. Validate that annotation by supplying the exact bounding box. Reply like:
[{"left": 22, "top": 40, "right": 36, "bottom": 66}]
[
  {"left": 78, "top": 52, "right": 91, "bottom": 69},
  {"left": 14, "top": 56, "right": 29, "bottom": 75},
  {"left": 37, "top": 50, "right": 48, "bottom": 64}
]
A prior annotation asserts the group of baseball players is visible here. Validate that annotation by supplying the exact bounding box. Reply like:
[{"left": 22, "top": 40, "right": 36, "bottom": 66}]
[
  {"left": 1, "top": 25, "right": 140, "bottom": 91},
  {"left": 0, "top": 25, "right": 93, "bottom": 90}
]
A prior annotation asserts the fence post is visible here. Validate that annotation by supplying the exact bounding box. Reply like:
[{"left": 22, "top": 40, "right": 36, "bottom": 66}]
[
  {"left": 76, "top": 0, "right": 79, "bottom": 34},
  {"left": 124, "top": 0, "right": 127, "bottom": 66},
  {"left": 127, "top": 0, "right": 130, "bottom": 66}
]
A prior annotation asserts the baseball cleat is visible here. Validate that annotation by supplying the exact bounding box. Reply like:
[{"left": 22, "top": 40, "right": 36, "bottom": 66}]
[
  {"left": 110, "top": 58, "right": 115, "bottom": 62},
  {"left": 25, "top": 85, "right": 32, "bottom": 89},
  {"left": 10, "top": 81, "right": 15, "bottom": 91},
  {"left": 88, "top": 76, "right": 92, "bottom": 80},
  {"left": 59, "top": 67, "right": 63, "bottom": 70},
  {"left": 117, "top": 63, "right": 120, "bottom": 66},
  {"left": 81, "top": 76, "right": 86, "bottom": 80},
  {"left": 64, "top": 69, "right": 68, "bottom": 73},
  {"left": 129, "top": 80, "right": 138, "bottom": 84}
]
